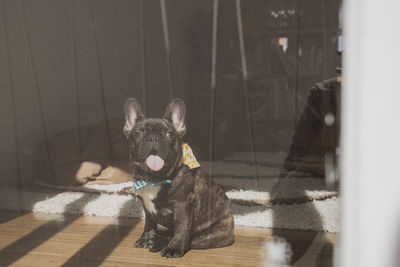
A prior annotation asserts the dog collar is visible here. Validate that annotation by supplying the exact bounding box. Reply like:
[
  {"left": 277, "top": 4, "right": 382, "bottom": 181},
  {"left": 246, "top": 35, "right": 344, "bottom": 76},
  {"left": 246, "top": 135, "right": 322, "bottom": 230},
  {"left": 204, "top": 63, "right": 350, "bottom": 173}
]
[
  {"left": 133, "top": 143, "right": 199, "bottom": 191},
  {"left": 133, "top": 179, "right": 172, "bottom": 191}
]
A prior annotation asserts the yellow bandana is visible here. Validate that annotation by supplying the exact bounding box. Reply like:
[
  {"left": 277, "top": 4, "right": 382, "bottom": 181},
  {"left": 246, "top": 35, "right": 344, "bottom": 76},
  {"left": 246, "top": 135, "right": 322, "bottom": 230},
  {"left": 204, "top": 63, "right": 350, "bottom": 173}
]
[{"left": 182, "top": 143, "right": 200, "bottom": 169}]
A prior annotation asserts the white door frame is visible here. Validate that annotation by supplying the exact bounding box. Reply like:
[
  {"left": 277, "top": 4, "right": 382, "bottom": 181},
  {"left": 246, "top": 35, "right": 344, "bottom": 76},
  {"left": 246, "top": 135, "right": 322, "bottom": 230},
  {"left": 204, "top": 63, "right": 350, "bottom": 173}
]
[{"left": 340, "top": 1, "right": 400, "bottom": 266}]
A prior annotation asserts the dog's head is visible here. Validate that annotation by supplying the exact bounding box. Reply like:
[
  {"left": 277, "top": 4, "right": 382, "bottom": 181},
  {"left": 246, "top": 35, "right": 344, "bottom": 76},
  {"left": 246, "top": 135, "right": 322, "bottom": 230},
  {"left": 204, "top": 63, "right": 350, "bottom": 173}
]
[{"left": 123, "top": 98, "right": 186, "bottom": 182}]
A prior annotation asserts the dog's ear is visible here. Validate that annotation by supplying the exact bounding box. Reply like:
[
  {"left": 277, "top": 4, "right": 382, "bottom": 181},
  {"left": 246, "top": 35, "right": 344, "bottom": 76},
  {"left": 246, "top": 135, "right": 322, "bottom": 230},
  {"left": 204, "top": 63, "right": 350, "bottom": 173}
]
[
  {"left": 164, "top": 98, "right": 186, "bottom": 136},
  {"left": 123, "top": 98, "right": 144, "bottom": 138}
]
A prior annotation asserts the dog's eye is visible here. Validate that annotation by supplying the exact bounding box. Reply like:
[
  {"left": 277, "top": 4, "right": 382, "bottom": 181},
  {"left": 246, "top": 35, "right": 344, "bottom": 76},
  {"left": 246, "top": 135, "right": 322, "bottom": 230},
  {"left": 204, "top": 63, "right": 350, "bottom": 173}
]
[
  {"left": 134, "top": 131, "right": 143, "bottom": 139},
  {"left": 166, "top": 132, "right": 173, "bottom": 139}
]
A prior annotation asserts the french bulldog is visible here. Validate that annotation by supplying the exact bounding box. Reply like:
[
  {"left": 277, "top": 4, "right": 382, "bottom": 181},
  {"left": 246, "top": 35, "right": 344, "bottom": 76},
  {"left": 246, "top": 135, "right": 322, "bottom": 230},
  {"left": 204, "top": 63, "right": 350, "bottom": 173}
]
[{"left": 123, "top": 98, "right": 234, "bottom": 258}]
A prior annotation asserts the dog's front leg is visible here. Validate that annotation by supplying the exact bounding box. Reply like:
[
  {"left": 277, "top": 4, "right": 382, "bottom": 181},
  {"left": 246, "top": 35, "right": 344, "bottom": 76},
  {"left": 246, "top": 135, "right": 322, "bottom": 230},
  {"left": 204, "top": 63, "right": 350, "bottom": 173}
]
[
  {"left": 134, "top": 209, "right": 157, "bottom": 249},
  {"left": 161, "top": 193, "right": 194, "bottom": 258}
]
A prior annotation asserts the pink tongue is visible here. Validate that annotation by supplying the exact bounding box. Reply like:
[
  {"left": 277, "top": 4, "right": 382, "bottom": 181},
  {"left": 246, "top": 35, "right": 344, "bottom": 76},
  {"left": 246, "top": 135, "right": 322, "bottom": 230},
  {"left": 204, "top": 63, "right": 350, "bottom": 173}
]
[{"left": 146, "top": 155, "right": 165, "bottom": 171}]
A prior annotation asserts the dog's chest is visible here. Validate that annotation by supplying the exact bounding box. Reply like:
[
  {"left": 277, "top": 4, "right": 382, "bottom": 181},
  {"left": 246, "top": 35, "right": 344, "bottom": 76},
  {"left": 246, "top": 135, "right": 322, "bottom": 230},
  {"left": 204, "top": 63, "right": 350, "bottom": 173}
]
[{"left": 137, "top": 185, "right": 161, "bottom": 215}]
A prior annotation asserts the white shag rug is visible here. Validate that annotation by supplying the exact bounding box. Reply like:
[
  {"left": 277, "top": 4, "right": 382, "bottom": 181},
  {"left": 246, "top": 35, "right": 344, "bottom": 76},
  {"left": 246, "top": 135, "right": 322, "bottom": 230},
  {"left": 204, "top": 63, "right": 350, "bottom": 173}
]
[
  {"left": 0, "top": 180, "right": 339, "bottom": 232},
  {"left": 0, "top": 154, "right": 340, "bottom": 232}
]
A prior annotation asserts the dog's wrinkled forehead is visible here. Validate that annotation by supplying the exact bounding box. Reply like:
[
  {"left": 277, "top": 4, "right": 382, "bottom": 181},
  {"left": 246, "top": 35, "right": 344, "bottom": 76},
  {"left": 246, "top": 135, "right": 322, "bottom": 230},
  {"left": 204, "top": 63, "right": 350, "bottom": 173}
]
[{"left": 136, "top": 118, "right": 173, "bottom": 133}]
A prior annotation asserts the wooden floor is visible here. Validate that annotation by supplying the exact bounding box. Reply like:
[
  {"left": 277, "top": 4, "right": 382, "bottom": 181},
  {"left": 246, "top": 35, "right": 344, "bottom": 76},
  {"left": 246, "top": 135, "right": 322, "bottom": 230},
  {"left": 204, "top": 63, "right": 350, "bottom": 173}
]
[{"left": 0, "top": 211, "right": 335, "bottom": 267}]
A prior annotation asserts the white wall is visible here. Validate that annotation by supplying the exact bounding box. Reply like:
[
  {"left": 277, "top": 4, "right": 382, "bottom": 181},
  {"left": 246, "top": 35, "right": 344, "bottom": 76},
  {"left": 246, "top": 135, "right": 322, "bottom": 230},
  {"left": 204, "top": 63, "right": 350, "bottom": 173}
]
[{"left": 341, "top": 0, "right": 400, "bottom": 266}]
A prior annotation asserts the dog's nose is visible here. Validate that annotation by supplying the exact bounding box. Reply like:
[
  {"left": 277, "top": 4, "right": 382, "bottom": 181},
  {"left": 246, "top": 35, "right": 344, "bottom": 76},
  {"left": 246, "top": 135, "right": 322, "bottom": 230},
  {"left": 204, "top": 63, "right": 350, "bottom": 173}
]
[{"left": 147, "top": 135, "right": 159, "bottom": 143}]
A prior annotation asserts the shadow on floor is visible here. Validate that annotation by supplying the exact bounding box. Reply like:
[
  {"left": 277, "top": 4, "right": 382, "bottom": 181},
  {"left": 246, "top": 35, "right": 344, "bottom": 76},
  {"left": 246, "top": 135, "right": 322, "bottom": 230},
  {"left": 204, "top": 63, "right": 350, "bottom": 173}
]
[
  {"left": 272, "top": 172, "right": 334, "bottom": 267},
  {"left": 0, "top": 193, "right": 100, "bottom": 266},
  {"left": 61, "top": 199, "right": 139, "bottom": 266}
]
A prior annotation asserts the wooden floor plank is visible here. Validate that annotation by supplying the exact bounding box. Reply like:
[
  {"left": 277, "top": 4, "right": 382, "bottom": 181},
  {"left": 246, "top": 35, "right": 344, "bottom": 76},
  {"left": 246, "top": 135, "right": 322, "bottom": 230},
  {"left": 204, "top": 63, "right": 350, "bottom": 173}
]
[{"left": 0, "top": 211, "right": 335, "bottom": 266}]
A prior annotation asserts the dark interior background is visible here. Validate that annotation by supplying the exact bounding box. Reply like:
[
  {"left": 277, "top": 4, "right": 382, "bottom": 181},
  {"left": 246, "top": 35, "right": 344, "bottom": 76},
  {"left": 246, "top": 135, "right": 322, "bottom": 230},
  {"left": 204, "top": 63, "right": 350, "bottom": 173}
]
[{"left": 0, "top": 0, "right": 342, "bottom": 186}]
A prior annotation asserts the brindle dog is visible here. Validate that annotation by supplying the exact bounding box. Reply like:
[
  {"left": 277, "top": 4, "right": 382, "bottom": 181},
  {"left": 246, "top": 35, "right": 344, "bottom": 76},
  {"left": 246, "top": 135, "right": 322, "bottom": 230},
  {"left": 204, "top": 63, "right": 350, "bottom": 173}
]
[{"left": 123, "top": 98, "right": 234, "bottom": 258}]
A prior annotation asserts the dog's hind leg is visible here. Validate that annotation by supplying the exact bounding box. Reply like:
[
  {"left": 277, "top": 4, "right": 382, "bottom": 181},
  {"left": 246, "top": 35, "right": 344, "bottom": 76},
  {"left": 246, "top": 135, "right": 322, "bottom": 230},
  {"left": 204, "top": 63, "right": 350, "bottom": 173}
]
[{"left": 190, "top": 215, "right": 235, "bottom": 249}]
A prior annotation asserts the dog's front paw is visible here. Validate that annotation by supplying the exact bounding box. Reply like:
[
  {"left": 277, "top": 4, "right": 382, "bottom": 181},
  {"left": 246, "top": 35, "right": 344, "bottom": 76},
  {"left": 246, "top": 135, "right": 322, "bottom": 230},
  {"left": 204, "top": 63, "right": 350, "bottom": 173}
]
[
  {"left": 148, "top": 235, "right": 171, "bottom": 253},
  {"left": 160, "top": 246, "right": 185, "bottom": 258},
  {"left": 148, "top": 238, "right": 163, "bottom": 253},
  {"left": 134, "top": 237, "right": 150, "bottom": 248}
]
